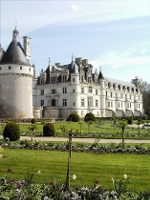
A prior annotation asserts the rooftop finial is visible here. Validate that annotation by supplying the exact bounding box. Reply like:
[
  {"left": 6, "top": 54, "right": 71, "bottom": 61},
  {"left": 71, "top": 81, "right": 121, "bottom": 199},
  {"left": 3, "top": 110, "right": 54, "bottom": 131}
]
[
  {"left": 72, "top": 53, "right": 73, "bottom": 62},
  {"left": 48, "top": 57, "right": 50, "bottom": 65},
  {"left": 15, "top": 21, "right": 17, "bottom": 29}
]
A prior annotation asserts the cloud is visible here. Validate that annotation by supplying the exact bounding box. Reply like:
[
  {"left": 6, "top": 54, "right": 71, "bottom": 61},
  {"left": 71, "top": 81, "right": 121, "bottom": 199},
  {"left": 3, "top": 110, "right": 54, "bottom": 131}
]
[
  {"left": 72, "top": 5, "right": 79, "bottom": 11},
  {"left": 90, "top": 49, "right": 150, "bottom": 70}
]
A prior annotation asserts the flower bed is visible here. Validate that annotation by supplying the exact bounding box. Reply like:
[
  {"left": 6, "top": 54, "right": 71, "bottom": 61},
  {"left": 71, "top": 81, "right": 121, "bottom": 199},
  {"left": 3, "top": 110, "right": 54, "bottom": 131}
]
[
  {"left": 0, "top": 138, "right": 150, "bottom": 154},
  {"left": 0, "top": 169, "right": 150, "bottom": 200}
]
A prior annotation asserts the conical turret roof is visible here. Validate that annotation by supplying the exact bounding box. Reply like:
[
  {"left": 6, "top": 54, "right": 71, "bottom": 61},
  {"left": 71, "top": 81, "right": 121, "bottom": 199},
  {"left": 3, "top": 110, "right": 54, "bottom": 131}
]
[{"left": 0, "top": 27, "right": 31, "bottom": 66}]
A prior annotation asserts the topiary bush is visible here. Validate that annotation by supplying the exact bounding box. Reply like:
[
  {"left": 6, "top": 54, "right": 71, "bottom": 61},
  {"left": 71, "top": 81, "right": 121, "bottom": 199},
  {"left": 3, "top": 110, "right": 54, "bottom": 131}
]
[
  {"left": 68, "top": 112, "right": 80, "bottom": 122},
  {"left": 3, "top": 122, "right": 20, "bottom": 141},
  {"left": 127, "top": 117, "right": 133, "bottom": 125},
  {"left": 84, "top": 113, "right": 95, "bottom": 122},
  {"left": 43, "top": 123, "right": 55, "bottom": 136},
  {"left": 31, "top": 118, "right": 37, "bottom": 124}
]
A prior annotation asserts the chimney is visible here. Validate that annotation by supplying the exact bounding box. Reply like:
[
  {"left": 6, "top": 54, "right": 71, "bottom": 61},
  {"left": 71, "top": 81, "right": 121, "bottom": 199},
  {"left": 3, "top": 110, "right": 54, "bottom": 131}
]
[
  {"left": 23, "top": 36, "right": 31, "bottom": 62},
  {"left": 82, "top": 59, "right": 88, "bottom": 67}
]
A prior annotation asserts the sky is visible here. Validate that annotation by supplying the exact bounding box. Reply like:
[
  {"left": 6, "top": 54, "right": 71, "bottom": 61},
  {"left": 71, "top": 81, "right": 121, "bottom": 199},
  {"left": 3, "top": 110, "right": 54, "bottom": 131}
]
[{"left": 0, "top": 0, "right": 150, "bottom": 83}]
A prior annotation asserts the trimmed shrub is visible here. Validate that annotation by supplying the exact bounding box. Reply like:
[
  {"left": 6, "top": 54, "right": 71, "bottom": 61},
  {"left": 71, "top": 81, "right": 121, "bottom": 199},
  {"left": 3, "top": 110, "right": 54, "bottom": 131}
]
[
  {"left": 84, "top": 113, "right": 95, "bottom": 122},
  {"left": 127, "top": 117, "right": 133, "bottom": 124},
  {"left": 3, "top": 122, "right": 20, "bottom": 141},
  {"left": 43, "top": 123, "right": 55, "bottom": 136},
  {"left": 31, "top": 118, "right": 37, "bottom": 124},
  {"left": 68, "top": 112, "right": 80, "bottom": 122}
]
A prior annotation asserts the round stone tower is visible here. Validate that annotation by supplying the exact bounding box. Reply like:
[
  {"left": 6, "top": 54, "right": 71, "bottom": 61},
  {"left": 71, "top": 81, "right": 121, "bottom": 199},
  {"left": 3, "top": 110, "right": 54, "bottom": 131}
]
[{"left": 0, "top": 27, "right": 33, "bottom": 119}]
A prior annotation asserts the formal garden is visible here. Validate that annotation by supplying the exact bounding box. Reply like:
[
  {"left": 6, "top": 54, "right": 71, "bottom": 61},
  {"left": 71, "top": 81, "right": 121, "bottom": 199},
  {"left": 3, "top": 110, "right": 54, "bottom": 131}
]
[{"left": 0, "top": 113, "right": 150, "bottom": 199}]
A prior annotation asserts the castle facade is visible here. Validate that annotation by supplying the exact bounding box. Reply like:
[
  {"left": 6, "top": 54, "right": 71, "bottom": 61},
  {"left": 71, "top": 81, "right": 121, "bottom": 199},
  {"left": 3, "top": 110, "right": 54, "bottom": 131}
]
[{"left": 0, "top": 28, "right": 143, "bottom": 119}]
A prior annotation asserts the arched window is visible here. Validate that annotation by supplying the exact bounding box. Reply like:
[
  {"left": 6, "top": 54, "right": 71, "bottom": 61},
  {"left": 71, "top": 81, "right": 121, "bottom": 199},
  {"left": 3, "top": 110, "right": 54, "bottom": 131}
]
[{"left": 51, "top": 99, "right": 56, "bottom": 106}]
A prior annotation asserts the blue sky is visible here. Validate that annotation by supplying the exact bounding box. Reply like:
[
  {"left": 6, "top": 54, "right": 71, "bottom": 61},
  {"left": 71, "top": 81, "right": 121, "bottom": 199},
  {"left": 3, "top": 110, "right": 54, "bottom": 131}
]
[{"left": 1, "top": 0, "right": 150, "bottom": 83}]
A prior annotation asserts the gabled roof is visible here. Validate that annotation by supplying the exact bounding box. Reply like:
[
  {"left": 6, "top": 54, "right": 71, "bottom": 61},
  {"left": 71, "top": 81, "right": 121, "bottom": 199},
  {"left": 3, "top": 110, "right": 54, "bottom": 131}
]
[{"left": 0, "top": 40, "right": 31, "bottom": 66}]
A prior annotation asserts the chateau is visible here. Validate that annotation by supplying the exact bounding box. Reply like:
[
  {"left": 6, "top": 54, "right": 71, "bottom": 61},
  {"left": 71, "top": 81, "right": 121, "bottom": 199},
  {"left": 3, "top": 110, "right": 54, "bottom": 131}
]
[{"left": 0, "top": 27, "right": 143, "bottom": 119}]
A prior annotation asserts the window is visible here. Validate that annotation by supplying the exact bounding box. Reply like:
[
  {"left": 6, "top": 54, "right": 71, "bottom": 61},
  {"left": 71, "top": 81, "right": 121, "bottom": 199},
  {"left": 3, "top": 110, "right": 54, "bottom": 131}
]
[
  {"left": 52, "top": 99, "right": 56, "bottom": 106},
  {"left": 63, "top": 87, "right": 67, "bottom": 93},
  {"left": 51, "top": 77, "right": 56, "bottom": 83},
  {"left": 41, "top": 100, "right": 44, "bottom": 106},
  {"left": 111, "top": 102, "right": 113, "bottom": 107},
  {"left": 88, "top": 97, "right": 92, "bottom": 107},
  {"left": 96, "top": 90, "right": 98, "bottom": 95},
  {"left": 81, "top": 99, "right": 85, "bottom": 107},
  {"left": 0, "top": 67, "right": 1, "bottom": 70},
  {"left": 20, "top": 66, "right": 22, "bottom": 70},
  {"left": 81, "top": 88, "right": 84, "bottom": 94},
  {"left": 73, "top": 102, "right": 75, "bottom": 106},
  {"left": 95, "top": 99, "right": 98, "bottom": 107},
  {"left": 88, "top": 86, "right": 92, "bottom": 93},
  {"left": 106, "top": 91, "right": 107, "bottom": 97},
  {"left": 111, "top": 92, "right": 113, "bottom": 97},
  {"left": 29, "top": 68, "right": 31, "bottom": 72},
  {"left": 73, "top": 78, "right": 75, "bottom": 82},
  {"left": 73, "top": 89, "right": 75, "bottom": 93},
  {"left": 88, "top": 77, "right": 92, "bottom": 83},
  {"left": 63, "top": 76, "right": 67, "bottom": 82},
  {"left": 63, "top": 99, "right": 67, "bottom": 106},
  {"left": 40, "top": 78, "right": 44, "bottom": 85},
  {"left": 108, "top": 102, "right": 110, "bottom": 107},
  {"left": 81, "top": 76, "right": 84, "bottom": 82},
  {"left": 118, "top": 102, "right": 120, "bottom": 108},
  {"left": 41, "top": 90, "right": 44, "bottom": 95},
  {"left": 52, "top": 89, "right": 56, "bottom": 94},
  {"left": 8, "top": 66, "right": 11, "bottom": 70}
]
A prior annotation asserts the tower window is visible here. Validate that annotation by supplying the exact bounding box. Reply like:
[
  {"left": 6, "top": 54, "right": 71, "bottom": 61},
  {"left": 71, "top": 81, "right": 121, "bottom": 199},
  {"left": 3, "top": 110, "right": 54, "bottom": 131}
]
[
  {"left": 8, "top": 66, "right": 11, "bottom": 70},
  {"left": 20, "top": 66, "right": 22, "bottom": 70},
  {"left": 29, "top": 68, "right": 31, "bottom": 71}
]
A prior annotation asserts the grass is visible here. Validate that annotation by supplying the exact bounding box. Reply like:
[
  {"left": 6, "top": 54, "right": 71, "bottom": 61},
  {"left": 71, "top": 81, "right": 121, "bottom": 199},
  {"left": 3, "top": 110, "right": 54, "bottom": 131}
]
[
  {"left": 0, "top": 121, "right": 148, "bottom": 138},
  {"left": 0, "top": 148, "right": 150, "bottom": 191}
]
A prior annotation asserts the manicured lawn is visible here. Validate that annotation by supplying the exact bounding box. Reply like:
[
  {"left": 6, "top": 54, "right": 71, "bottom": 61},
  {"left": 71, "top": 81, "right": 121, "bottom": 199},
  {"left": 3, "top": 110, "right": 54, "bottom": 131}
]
[
  {"left": 0, "top": 121, "right": 148, "bottom": 138},
  {"left": 0, "top": 148, "right": 150, "bottom": 191}
]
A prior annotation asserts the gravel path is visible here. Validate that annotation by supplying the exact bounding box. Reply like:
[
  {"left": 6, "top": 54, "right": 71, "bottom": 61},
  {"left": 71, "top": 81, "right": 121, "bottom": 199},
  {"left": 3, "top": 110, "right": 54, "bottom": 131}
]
[
  {"left": 19, "top": 136, "right": 150, "bottom": 144},
  {"left": 0, "top": 135, "right": 149, "bottom": 143}
]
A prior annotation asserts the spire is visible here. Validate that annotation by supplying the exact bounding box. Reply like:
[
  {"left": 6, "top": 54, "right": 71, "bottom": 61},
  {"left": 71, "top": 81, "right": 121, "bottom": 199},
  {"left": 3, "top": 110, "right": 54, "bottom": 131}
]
[
  {"left": 98, "top": 66, "right": 104, "bottom": 80},
  {"left": 72, "top": 53, "right": 73, "bottom": 62},
  {"left": 48, "top": 57, "right": 50, "bottom": 65},
  {"left": 12, "top": 23, "right": 19, "bottom": 41}
]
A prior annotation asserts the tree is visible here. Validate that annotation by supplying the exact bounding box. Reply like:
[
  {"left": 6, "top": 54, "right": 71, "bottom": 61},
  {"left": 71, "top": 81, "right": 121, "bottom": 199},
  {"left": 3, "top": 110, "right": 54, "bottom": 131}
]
[
  {"left": 138, "top": 79, "right": 150, "bottom": 116},
  {"left": 28, "top": 124, "right": 37, "bottom": 142},
  {"left": 87, "top": 120, "right": 92, "bottom": 134},
  {"left": 135, "top": 118, "right": 143, "bottom": 136},
  {"left": 78, "top": 121, "right": 83, "bottom": 134},
  {"left": 118, "top": 119, "right": 127, "bottom": 150}
]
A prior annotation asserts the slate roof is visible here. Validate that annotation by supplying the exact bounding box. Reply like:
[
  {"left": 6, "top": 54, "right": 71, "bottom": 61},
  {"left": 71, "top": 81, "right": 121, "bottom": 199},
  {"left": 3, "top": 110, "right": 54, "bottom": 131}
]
[
  {"left": 0, "top": 40, "right": 31, "bottom": 66},
  {"left": 104, "top": 76, "right": 136, "bottom": 88}
]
